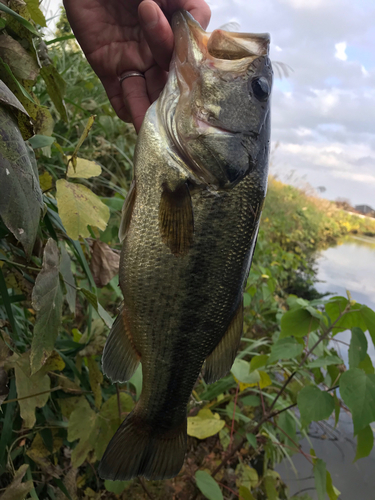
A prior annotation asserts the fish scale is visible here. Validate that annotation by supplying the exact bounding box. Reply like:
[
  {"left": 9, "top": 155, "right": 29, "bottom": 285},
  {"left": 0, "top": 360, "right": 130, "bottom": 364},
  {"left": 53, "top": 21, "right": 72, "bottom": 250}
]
[{"left": 98, "top": 9, "right": 272, "bottom": 481}]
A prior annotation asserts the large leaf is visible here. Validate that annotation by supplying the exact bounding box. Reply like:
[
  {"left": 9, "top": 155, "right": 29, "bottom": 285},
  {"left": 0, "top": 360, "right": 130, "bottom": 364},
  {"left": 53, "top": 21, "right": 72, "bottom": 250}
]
[
  {"left": 354, "top": 424, "right": 374, "bottom": 461},
  {"left": 0, "top": 33, "right": 39, "bottom": 80},
  {"left": 280, "top": 307, "right": 320, "bottom": 338},
  {"left": 348, "top": 327, "right": 367, "bottom": 369},
  {"left": 187, "top": 409, "right": 225, "bottom": 439},
  {"left": 195, "top": 471, "right": 223, "bottom": 500},
  {"left": 67, "top": 397, "right": 97, "bottom": 468},
  {"left": 24, "top": 0, "right": 47, "bottom": 27},
  {"left": 268, "top": 337, "right": 304, "bottom": 365},
  {"left": 313, "top": 459, "right": 326, "bottom": 500},
  {"left": 360, "top": 305, "right": 375, "bottom": 346},
  {"left": 30, "top": 239, "right": 63, "bottom": 374},
  {"left": 0, "top": 105, "right": 43, "bottom": 257},
  {"left": 1, "top": 464, "right": 33, "bottom": 500},
  {"left": 67, "top": 157, "right": 102, "bottom": 179},
  {"left": 297, "top": 386, "right": 334, "bottom": 426},
  {"left": 13, "top": 352, "right": 50, "bottom": 428},
  {"left": 340, "top": 368, "right": 375, "bottom": 434},
  {"left": 59, "top": 243, "right": 76, "bottom": 314},
  {"left": 40, "top": 64, "right": 67, "bottom": 122},
  {"left": 307, "top": 355, "right": 343, "bottom": 369},
  {"left": 56, "top": 179, "right": 110, "bottom": 240},
  {"left": 325, "top": 298, "right": 367, "bottom": 334}
]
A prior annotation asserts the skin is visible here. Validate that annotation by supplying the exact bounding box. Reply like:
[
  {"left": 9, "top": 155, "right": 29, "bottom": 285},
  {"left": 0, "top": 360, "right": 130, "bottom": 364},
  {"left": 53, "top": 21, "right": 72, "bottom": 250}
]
[{"left": 63, "top": 0, "right": 211, "bottom": 132}]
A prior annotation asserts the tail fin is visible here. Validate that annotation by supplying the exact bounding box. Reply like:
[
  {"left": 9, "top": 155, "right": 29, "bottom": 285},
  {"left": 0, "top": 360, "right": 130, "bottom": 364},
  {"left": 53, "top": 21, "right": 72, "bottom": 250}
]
[{"left": 98, "top": 410, "right": 187, "bottom": 481}]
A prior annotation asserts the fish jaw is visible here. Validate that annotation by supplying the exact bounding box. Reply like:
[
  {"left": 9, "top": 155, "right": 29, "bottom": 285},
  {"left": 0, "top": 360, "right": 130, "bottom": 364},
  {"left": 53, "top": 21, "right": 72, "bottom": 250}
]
[{"left": 160, "top": 10, "right": 273, "bottom": 189}]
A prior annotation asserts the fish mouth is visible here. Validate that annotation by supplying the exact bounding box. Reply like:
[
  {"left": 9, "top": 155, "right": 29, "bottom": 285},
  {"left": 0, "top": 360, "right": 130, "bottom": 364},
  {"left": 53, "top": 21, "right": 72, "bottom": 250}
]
[
  {"left": 195, "top": 117, "right": 235, "bottom": 135},
  {"left": 172, "top": 10, "right": 270, "bottom": 67}
]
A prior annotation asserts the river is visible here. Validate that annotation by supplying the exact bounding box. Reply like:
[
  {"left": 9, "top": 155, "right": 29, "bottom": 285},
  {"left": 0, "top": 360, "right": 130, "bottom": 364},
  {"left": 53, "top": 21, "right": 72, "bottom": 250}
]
[{"left": 277, "top": 235, "right": 375, "bottom": 500}]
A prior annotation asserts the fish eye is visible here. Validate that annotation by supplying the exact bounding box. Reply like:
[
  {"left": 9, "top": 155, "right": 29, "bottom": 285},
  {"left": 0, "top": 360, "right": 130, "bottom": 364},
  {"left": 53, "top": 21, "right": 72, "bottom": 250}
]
[{"left": 251, "top": 77, "right": 270, "bottom": 101}]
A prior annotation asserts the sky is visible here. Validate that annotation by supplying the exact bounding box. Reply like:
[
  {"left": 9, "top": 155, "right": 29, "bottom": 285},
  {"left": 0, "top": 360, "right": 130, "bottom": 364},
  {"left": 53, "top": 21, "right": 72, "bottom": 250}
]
[{"left": 44, "top": 0, "right": 375, "bottom": 207}]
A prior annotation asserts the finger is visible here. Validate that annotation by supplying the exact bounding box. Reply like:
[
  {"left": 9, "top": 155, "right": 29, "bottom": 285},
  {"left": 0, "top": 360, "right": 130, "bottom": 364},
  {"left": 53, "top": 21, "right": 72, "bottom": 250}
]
[
  {"left": 145, "top": 65, "right": 168, "bottom": 103},
  {"left": 176, "top": 0, "right": 212, "bottom": 29},
  {"left": 121, "top": 76, "right": 151, "bottom": 133},
  {"left": 139, "top": 1, "right": 174, "bottom": 72},
  {"left": 101, "top": 76, "right": 132, "bottom": 123}
]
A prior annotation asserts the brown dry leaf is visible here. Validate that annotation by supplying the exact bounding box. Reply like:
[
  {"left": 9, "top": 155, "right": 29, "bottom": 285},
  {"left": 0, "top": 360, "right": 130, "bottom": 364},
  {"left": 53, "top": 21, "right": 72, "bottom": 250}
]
[
  {"left": 55, "top": 467, "right": 78, "bottom": 500},
  {"left": 89, "top": 239, "right": 120, "bottom": 287},
  {"left": 1, "top": 464, "right": 34, "bottom": 500},
  {"left": 0, "top": 33, "right": 40, "bottom": 80},
  {"left": 26, "top": 433, "right": 61, "bottom": 478}
]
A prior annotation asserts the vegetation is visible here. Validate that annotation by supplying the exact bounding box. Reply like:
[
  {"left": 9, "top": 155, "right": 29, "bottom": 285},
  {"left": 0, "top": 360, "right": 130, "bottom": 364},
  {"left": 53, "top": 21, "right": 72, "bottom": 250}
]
[{"left": 1, "top": 3, "right": 375, "bottom": 500}]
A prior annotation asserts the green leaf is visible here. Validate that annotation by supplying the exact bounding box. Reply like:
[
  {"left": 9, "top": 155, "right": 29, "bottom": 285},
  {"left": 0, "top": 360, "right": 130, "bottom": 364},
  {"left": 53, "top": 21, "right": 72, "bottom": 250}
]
[
  {"left": 195, "top": 471, "right": 223, "bottom": 500},
  {"left": 187, "top": 409, "right": 225, "bottom": 439},
  {"left": 231, "top": 358, "right": 260, "bottom": 384},
  {"left": 326, "top": 470, "right": 340, "bottom": 500},
  {"left": 67, "top": 157, "right": 102, "bottom": 179},
  {"left": 56, "top": 179, "right": 110, "bottom": 240},
  {"left": 24, "top": 0, "right": 47, "bottom": 27},
  {"left": 264, "top": 475, "right": 278, "bottom": 500},
  {"left": 268, "top": 337, "right": 304, "bottom": 364},
  {"left": 297, "top": 386, "right": 334, "bottom": 426},
  {"left": 246, "top": 433, "right": 257, "bottom": 449},
  {"left": 104, "top": 480, "right": 131, "bottom": 494},
  {"left": 278, "top": 410, "right": 296, "bottom": 449},
  {"left": 0, "top": 464, "right": 33, "bottom": 500},
  {"left": 129, "top": 363, "right": 142, "bottom": 401},
  {"left": 40, "top": 64, "right": 67, "bottom": 122},
  {"left": 340, "top": 368, "right": 375, "bottom": 435},
  {"left": 250, "top": 354, "right": 269, "bottom": 371},
  {"left": 30, "top": 239, "right": 63, "bottom": 374},
  {"left": 0, "top": 3, "right": 40, "bottom": 36},
  {"left": 307, "top": 355, "right": 343, "bottom": 369},
  {"left": 325, "top": 298, "right": 367, "bottom": 335},
  {"left": 235, "top": 463, "right": 258, "bottom": 490},
  {"left": 59, "top": 244, "right": 76, "bottom": 314},
  {"left": 94, "top": 393, "right": 134, "bottom": 459},
  {"left": 87, "top": 357, "right": 103, "bottom": 409},
  {"left": 358, "top": 354, "right": 375, "bottom": 374},
  {"left": 0, "top": 57, "right": 37, "bottom": 105},
  {"left": 67, "top": 397, "right": 97, "bottom": 467},
  {"left": 354, "top": 425, "right": 374, "bottom": 461},
  {"left": 0, "top": 77, "right": 30, "bottom": 118},
  {"left": 0, "top": 106, "right": 43, "bottom": 257},
  {"left": 280, "top": 307, "right": 320, "bottom": 338},
  {"left": 13, "top": 352, "right": 50, "bottom": 428},
  {"left": 28, "top": 134, "right": 55, "bottom": 149},
  {"left": 348, "top": 327, "right": 368, "bottom": 369},
  {"left": 241, "top": 395, "right": 260, "bottom": 407},
  {"left": 238, "top": 486, "right": 255, "bottom": 500},
  {"left": 360, "top": 305, "right": 375, "bottom": 346},
  {"left": 80, "top": 288, "right": 113, "bottom": 328},
  {"left": 313, "top": 459, "right": 326, "bottom": 500}
]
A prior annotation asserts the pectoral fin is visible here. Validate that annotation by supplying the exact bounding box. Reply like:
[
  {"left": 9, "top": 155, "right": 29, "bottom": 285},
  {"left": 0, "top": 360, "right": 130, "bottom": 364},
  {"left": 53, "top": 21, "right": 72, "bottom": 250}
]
[
  {"left": 159, "top": 182, "right": 194, "bottom": 256},
  {"left": 204, "top": 300, "right": 243, "bottom": 384},
  {"left": 118, "top": 179, "right": 136, "bottom": 243},
  {"left": 102, "top": 305, "right": 140, "bottom": 383}
]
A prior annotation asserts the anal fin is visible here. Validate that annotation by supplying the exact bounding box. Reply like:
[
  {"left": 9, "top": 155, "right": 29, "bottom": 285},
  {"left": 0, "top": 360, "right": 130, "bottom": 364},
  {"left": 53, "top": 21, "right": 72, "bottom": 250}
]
[
  {"left": 102, "top": 304, "right": 140, "bottom": 383},
  {"left": 159, "top": 182, "right": 194, "bottom": 256},
  {"left": 118, "top": 179, "right": 136, "bottom": 243},
  {"left": 204, "top": 300, "right": 244, "bottom": 384}
]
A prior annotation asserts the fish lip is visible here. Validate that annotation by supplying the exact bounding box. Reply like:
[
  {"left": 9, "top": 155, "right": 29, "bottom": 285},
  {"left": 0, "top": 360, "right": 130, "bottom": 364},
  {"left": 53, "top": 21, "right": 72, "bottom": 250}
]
[{"left": 195, "top": 116, "right": 236, "bottom": 135}]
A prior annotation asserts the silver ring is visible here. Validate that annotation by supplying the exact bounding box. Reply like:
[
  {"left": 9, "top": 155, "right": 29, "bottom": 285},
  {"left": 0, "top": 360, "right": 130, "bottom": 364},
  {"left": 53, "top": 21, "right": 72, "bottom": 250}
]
[{"left": 119, "top": 71, "right": 145, "bottom": 83}]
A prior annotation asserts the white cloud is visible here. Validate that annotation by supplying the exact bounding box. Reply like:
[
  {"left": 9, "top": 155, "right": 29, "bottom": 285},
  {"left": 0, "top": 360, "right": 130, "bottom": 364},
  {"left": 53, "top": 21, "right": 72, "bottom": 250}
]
[{"left": 335, "top": 42, "right": 348, "bottom": 61}]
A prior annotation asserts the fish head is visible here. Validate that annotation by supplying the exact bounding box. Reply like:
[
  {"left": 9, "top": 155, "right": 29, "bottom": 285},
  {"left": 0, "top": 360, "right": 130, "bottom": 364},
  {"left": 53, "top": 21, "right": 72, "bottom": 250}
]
[{"left": 169, "top": 10, "right": 272, "bottom": 188}]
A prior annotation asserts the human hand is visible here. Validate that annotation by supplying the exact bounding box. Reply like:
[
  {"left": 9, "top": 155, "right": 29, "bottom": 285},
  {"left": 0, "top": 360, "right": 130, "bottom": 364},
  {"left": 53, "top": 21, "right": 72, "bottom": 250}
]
[{"left": 63, "top": 0, "right": 211, "bottom": 132}]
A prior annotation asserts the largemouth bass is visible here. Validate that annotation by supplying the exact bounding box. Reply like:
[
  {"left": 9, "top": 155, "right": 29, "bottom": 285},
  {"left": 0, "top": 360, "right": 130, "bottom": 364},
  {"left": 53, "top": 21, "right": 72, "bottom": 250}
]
[{"left": 99, "top": 10, "right": 272, "bottom": 481}]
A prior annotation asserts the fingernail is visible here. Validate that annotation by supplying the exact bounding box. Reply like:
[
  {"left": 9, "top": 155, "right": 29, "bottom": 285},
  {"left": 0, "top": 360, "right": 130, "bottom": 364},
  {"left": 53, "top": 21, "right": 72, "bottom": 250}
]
[{"left": 139, "top": 1, "right": 159, "bottom": 29}]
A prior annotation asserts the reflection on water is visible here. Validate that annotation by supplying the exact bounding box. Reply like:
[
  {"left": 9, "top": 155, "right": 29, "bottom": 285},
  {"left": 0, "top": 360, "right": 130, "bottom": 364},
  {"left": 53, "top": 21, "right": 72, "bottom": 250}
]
[
  {"left": 315, "top": 235, "right": 375, "bottom": 309},
  {"left": 277, "top": 236, "right": 375, "bottom": 499}
]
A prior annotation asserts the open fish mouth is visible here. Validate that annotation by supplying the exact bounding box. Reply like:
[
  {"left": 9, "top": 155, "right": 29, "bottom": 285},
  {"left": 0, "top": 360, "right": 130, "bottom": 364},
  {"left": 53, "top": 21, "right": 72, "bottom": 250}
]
[{"left": 173, "top": 10, "right": 270, "bottom": 68}]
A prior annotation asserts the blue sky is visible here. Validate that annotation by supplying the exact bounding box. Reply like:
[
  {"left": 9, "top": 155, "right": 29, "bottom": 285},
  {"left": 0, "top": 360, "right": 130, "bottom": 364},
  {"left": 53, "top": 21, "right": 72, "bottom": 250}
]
[{"left": 45, "top": 0, "right": 375, "bottom": 207}]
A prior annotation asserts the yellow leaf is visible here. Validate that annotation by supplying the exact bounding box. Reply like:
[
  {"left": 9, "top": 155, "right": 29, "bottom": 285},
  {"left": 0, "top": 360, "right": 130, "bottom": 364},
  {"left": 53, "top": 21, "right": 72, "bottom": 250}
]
[
  {"left": 56, "top": 179, "right": 110, "bottom": 240},
  {"left": 67, "top": 157, "right": 102, "bottom": 179},
  {"left": 258, "top": 371, "right": 272, "bottom": 389},
  {"left": 187, "top": 408, "right": 225, "bottom": 439},
  {"left": 39, "top": 171, "right": 53, "bottom": 191},
  {"left": 235, "top": 463, "right": 259, "bottom": 490}
]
